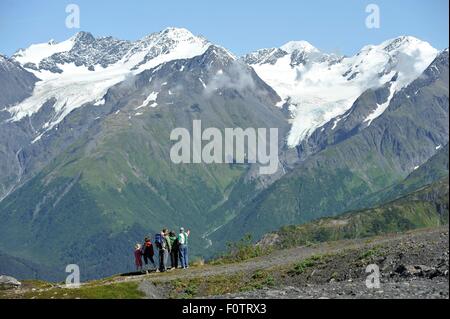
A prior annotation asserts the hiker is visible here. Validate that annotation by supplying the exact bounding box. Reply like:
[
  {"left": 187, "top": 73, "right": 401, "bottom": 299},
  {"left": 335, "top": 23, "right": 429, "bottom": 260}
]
[
  {"left": 156, "top": 229, "right": 171, "bottom": 272},
  {"left": 178, "top": 227, "right": 190, "bottom": 269},
  {"left": 134, "top": 243, "right": 143, "bottom": 272},
  {"left": 142, "top": 237, "right": 156, "bottom": 272},
  {"left": 168, "top": 231, "right": 179, "bottom": 270},
  {"left": 164, "top": 229, "right": 172, "bottom": 270}
]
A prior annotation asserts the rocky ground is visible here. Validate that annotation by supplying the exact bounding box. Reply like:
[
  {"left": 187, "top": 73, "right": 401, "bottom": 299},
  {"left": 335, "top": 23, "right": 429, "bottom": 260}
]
[
  {"left": 217, "top": 279, "right": 449, "bottom": 299},
  {"left": 211, "top": 227, "right": 449, "bottom": 299}
]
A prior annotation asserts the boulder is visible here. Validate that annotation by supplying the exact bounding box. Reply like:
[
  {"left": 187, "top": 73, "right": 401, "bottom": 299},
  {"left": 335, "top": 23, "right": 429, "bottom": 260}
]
[
  {"left": 0, "top": 275, "right": 22, "bottom": 290},
  {"left": 394, "top": 265, "right": 443, "bottom": 278}
]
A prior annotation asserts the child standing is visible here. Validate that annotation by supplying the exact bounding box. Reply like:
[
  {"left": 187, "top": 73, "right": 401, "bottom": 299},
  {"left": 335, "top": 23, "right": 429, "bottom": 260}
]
[{"left": 134, "top": 243, "right": 143, "bottom": 272}]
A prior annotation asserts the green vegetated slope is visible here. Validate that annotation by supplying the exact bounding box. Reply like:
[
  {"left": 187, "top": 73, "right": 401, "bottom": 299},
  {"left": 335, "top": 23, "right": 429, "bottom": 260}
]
[
  {"left": 260, "top": 177, "right": 449, "bottom": 249},
  {"left": 0, "top": 250, "right": 59, "bottom": 281},
  {"left": 364, "top": 143, "right": 449, "bottom": 206},
  {"left": 209, "top": 50, "right": 449, "bottom": 248}
]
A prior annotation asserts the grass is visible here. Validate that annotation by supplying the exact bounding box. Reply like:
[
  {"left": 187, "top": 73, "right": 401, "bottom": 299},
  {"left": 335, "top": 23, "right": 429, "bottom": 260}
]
[
  {"left": 168, "top": 269, "right": 276, "bottom": 299},
  {"left": 209, "top": 234, "right": 272, "bottom": 265},
  {"left": 245, "top": 271, "right": 275, "bottom": 291},
  {"left": 170, "top": 279, "right": 200, "bottom": 299},
  {"left": 287, "top": 254, "right": 330, "bottom": 276},
  {"left": 20, "top": 281, "right": 145, "bottom": 299},
  {"left": 358, "top": 246, "right": 382, "bottom": 261},
  {"left": 21, "top": 280, "right": 55, "bottom": 290}
]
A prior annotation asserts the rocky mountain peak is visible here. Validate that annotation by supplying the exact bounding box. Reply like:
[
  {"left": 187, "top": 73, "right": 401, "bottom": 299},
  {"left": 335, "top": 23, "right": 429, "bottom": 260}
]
[
  {"left": 72, "top": 31, "right": 96, "bottom": 45},
  {"left": 242, "top": 48, "right": 288, "bottom": 65},
  {"left": 281, "top": 40, "right": 319, "bottom": 54}
]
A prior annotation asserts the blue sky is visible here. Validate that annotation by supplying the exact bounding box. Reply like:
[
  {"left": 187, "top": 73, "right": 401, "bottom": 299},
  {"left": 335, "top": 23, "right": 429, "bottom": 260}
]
[{"left": 0, "top": 0, "right": 448, "bottom": 57}]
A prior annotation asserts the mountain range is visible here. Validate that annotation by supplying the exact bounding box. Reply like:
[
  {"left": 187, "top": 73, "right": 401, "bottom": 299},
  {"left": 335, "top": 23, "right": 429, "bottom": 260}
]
[{"left": 0, "top": 28, "right": 448, "bottom": 281}]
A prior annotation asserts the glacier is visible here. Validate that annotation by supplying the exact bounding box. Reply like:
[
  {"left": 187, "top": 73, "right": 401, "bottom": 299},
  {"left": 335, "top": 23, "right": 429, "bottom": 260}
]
[{"left": 244, "top": 36, "right": 438, "bottom": 147}]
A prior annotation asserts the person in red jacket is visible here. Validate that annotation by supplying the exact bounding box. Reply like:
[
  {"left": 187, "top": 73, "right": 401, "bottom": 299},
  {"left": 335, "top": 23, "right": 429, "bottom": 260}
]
[
  {"left": 142, "top": 237, "right": 156, "bottom": 273},
  {"left": 134, "top": 243, "right": 143, "bottom": 272}
]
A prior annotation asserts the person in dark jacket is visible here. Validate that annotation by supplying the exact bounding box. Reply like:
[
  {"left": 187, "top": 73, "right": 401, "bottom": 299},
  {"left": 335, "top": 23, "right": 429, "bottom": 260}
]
[
  {"left": 142, "top": 237, "right": 156, "bottom": 273},
  {"left": 158, "top": 229, "right": 171, "bottom": 272},
  {"left": 168, "top": 231, "right": 179, "bottom": 270}
]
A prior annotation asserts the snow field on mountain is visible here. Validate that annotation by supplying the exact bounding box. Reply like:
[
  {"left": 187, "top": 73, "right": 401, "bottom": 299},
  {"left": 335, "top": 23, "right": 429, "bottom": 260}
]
[
  {"left": 7, "top": 29, "right": 440, "bottom": 149},
  {"left": 8, "top": 28, "right": 210, "bottom": 133},
  {"left": 249, "top": 37, "right": 438, "bottom": 146}
]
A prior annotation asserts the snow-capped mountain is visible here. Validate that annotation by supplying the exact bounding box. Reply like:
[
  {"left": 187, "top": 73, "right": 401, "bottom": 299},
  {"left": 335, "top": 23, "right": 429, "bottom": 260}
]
[
  {"left": 8, "top": 28, "right": 211, "bottom": 134},
  {"left": 4, "top": 29, "right": 441, "bottom": 150},
  {"left": 243, "top": 36, "right": 438, "bottom": 147}
]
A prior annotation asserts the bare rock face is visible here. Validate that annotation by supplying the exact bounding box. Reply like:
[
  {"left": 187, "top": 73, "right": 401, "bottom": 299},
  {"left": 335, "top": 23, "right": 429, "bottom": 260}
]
[
  {"left": 0, "top": 275, "right": 21, "bottom": 290},
  {"left": 394, "top": 264, "right": 448, "bottom": 279}
]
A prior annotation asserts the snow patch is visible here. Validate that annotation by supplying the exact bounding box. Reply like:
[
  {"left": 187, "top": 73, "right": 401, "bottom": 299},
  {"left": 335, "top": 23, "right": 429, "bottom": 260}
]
[
  {"left": 275, "top": 99, "right": 285, "bottom": 108},
  {"left": 94, "top": 98, "right": 105, "bottom": 106},
  {"left": 31, "top": 133, "right": 44, "bottom": 144},
  {"left": 364, "top": 84, "right": 396, "bottom": 126},
  {"left": 13, "top": 37, "right": 75, "bottom": 65},
  {"left": 331, "top": 117, "right": 342, "bottom": 130},
  {"left": 199, "top": 78, "right": 207, "bottom": 88},
  {"left": 136, "top": 91, "right": 159, "bottom": 109}
]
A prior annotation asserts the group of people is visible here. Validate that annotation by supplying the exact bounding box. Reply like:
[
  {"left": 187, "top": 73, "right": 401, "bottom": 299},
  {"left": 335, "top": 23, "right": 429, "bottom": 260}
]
[{"left": 134, "top": 227, "right": 190, "bottom": 273}]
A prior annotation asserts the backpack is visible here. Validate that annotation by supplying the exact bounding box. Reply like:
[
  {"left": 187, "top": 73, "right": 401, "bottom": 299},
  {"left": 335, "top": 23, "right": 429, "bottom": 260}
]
[
  {"left": 173, "top": 237, "right": 180, "bottom": 248},
  {"left": 143, "top": 241, "right": 154, "bottom": 256},
  {"left": 154, "top": 233, "right": 163, "bottom": 249}
]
